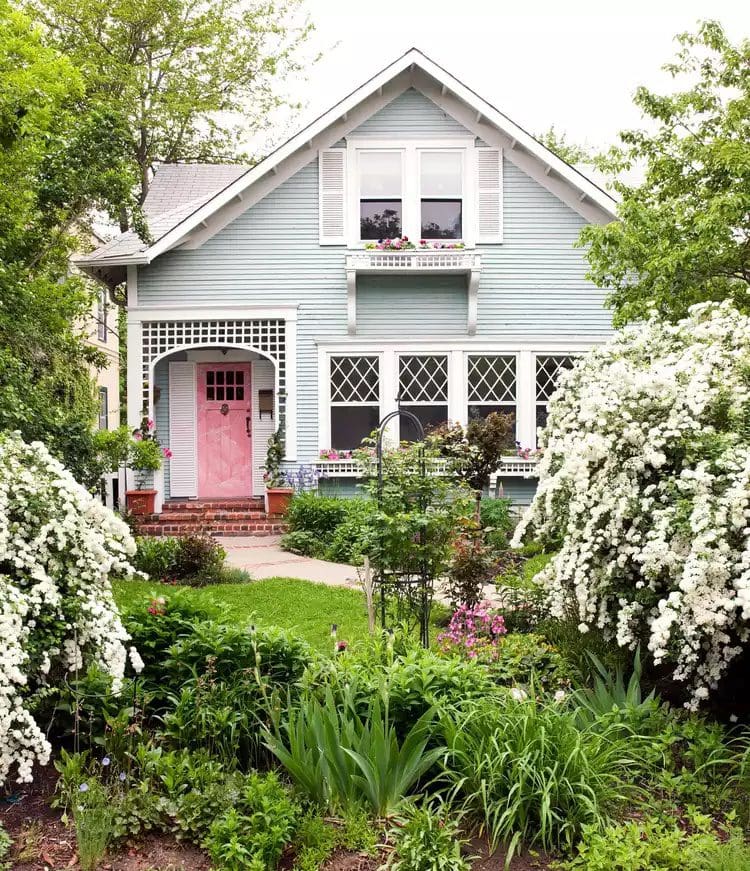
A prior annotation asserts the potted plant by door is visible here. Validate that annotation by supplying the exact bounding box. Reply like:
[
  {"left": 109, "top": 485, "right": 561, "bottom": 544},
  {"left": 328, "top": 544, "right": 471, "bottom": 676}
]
[
  {"left": 125, "top": 417, "right": 172, "bottom": 515},
  {"left": 264, "top": 426, "right": 293, "bottom": 515}
]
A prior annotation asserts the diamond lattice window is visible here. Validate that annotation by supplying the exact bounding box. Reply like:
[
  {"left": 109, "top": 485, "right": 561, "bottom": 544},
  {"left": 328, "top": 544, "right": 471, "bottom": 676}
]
[
  {"left": 468, "top": 355, "right": 516, "bottom": 403},
  {"left": 330, "top": 356, "right": 379, "bottom": 403},
  {"left": 467, "top": 354, "right": 517, "bottom": 430},
  {"left": 535, "top": 354, "right": 577, "bottom": 441},
  {"left": 398, "top": 355, "right": 448, "bottom": 403},
  {"left": 398, "top": 355, "right": 448, "bottom": 441},
  {"left": 329, "top": 356, "right": 380, "bottom": 451}
]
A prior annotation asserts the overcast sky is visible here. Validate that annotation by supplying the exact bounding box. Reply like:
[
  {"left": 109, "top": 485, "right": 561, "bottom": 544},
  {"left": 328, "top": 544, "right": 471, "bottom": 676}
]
[{"left": 281, "top": 0, "right": 749, "bottom": 153}]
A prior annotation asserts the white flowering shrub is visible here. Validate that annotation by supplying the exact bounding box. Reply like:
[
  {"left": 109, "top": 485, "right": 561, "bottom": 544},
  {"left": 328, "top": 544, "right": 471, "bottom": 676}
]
[
  {"left": 513, "top": 303, "right": 750, "bottom": 707},
  {"left": 0, "top": 434, "right": 140, "bottom": 784}
]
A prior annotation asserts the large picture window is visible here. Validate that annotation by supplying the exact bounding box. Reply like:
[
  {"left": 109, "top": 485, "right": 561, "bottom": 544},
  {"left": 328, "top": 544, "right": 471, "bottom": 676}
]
[
  {"left": 330, "top": 355, "right": 380, "bottom": 450},
  {"left": 359, "top": 151, "right": 402, "bottom": 240},
  {"left": 398, "top": 354, "right": 448, "bottom": 441},
  {"left": 535, "top": 355, "right": 576, "bottom": 439},
  {"left": 467, "top": 355, "right": 516, "bottom": 434},
  {"left": 420, "top": 151, "right": 462, "bottom": 239}
]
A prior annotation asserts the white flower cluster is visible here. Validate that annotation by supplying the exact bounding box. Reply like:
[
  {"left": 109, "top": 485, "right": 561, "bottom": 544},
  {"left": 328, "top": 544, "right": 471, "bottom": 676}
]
[
  {"left": 0, "top": 435, "right": 138, "bottom": 784},
  {"left": 513, "top": 302, "right": 750, "bottom": 708}
]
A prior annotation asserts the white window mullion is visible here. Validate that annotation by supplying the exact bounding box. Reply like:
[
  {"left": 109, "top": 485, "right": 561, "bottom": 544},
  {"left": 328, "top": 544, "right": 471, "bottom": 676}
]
[
  {"left": 403, "top": 146, "right": 418, "bottom": 241},
  {"left": 381, "top": 350, "right": 398, "bottom": 447},
  {"left": 517, "top": 351, "right": 535, "bottom": 449},
  {"left": 448, "top": 351, "right": 465, "bottom": 425}
]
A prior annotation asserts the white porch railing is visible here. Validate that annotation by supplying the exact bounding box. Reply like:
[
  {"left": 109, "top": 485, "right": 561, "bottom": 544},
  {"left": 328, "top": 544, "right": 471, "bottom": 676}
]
[{"left": 314, "top": 456, "right": 539, "bottom": 479}]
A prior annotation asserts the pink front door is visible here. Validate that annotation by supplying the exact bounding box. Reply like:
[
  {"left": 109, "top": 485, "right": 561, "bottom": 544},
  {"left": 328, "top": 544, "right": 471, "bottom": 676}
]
[{"left": 197, "top": 363, "right": 252, "bottom": 497}]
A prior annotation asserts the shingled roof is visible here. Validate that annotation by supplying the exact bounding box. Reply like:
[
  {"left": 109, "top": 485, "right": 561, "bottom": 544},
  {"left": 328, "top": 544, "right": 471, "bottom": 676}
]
[{"left": 83, "top": 162, "right": 250, "bottom": 265}]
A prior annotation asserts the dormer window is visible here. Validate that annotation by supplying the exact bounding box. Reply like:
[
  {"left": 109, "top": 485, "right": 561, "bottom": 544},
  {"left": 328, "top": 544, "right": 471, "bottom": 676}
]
[
  {"left": 420, "top": 150, "right": 463, "bottom": 240},
  {"left": 359, "top": 150, "right": 403, "bottom": 240}
]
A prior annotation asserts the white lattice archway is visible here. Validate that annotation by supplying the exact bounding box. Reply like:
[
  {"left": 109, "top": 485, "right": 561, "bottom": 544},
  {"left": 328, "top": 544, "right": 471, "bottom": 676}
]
[{"left": 129, "top": 309, "right": 298, "bottom": 466}]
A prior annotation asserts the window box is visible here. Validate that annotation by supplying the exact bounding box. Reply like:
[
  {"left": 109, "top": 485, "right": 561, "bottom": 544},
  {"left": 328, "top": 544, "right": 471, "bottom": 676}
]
[{"left": 346, "top": 248, "right": 480, "bottom": 274}]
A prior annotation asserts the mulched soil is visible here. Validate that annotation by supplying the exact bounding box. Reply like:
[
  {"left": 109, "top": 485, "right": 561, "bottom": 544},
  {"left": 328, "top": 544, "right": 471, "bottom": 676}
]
[{"left": 1, "top": 766, "right": 550, "bottom": 871}]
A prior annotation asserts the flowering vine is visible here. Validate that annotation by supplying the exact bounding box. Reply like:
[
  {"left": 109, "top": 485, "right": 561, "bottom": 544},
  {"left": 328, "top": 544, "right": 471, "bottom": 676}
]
[
  {"left": 513, "top": 302, "right": 750, "bottom": 707},
  {"left": 0, "top": 434, "right": 140, "bottom": 784}
]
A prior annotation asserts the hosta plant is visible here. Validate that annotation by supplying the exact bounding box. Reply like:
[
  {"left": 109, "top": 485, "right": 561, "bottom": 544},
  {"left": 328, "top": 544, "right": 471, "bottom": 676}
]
[
  {"left": 0, "top": 435, "right": 140, "bottom": 784},
  {"left": 514, "top": 302, "right": 750, "bottom": 707}
]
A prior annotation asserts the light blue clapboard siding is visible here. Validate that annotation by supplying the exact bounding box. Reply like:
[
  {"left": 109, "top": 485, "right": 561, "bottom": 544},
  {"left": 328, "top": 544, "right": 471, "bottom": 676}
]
[
  {"left": 350, "top": 88, "right": 472, "bottom": 138},
  {"left": 136, "top": 88, "right": 613, "bottom": 483},
  {"left": 357, "top": 275, "right": 468, "bottom": 335}
]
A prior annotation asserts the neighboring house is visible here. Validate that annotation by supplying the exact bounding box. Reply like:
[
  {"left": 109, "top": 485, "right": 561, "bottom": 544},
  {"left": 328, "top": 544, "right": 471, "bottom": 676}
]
[
  {"left": 76, "top": 48, "right": 617, "bottom": 513},
  {"left": 77, "top": 233, "right": 122, "bottom": 506}
]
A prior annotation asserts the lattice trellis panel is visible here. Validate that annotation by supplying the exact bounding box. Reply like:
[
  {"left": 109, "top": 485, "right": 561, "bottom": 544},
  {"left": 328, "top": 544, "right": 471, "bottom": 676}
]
[
  {"left": 468, "top": 355, "right": 516, "bottom": 403},
  {"left": 535, "top": 355, "right": 576, "bottom": 402},
  {"left": 141, "top": 319, "right": 286, "bottom": 418},
  {"left": 399, "top": 355, "right": 448, "bottom": 403},
  {"left": 330, "top": 356, "right": 379, "bottom": 403}
]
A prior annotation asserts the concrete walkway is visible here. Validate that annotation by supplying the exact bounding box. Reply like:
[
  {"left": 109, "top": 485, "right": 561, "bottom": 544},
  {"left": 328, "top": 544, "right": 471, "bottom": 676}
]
[{"left": 218, "top": 535, "right": 360, "bottom": 588}]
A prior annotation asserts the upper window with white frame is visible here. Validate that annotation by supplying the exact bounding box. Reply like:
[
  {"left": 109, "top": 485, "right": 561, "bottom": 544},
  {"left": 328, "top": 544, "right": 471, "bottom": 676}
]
[
  {"left": 420, "top": 151, "right": 463, "bottom": 240},
  {"left": 359, "top": 150, "right": 403, "bottom": 240},
  {"left": 347, "top": 139, "right": 477, "bottom": 246}
]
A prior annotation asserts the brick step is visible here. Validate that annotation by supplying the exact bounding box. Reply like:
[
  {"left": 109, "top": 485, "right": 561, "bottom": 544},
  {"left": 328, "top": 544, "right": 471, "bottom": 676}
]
[
  {"left": 156, "top": 510, "right": 267, "bottom": 522},
  {"left": 138, "top": 521, "right": 286, "bottom": 537},
  {"left": 164, "top": 500, "right": 264, "bottom": 512}
]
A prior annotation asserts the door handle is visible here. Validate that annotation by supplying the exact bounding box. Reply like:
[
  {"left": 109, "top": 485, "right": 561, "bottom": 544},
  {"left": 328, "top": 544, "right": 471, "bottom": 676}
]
[{"left": 246, "top": 416, "right": 251, "bottom": 437}]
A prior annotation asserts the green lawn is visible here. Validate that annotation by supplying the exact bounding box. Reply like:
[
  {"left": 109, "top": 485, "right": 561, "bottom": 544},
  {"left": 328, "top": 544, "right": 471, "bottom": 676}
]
[{"left": 113, "top": 577, "right": 371, "bottom": 652}]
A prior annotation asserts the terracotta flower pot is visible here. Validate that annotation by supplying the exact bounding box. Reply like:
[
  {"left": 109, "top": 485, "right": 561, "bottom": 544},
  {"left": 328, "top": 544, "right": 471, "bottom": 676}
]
[
  {"left": 126, "top": 489, "right": 157, "bottom": 516},
  {"left": 265, "top": 487, "right": 293, "bottom": 516}
]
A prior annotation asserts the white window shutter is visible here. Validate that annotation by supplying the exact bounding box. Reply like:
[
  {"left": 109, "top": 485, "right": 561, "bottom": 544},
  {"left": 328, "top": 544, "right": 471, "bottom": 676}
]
[
  {"left": 319, "top": 148, "right": 347, "bottom": 245},
  {"left": 476, "top": 148, "right": 503, "bottom": 243},
  {"left": 168, "top": 362, "right": 197, "bottom": 497}
]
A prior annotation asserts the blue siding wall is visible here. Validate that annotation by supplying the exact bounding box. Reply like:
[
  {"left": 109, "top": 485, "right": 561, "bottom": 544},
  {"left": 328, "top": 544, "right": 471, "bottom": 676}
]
[
  {"left": 350, "top": 88, "right": 473, "bottom": 138},
  {"left": 136, "top": 88, "right": 613, "bottom": 477},
  {"left": 357, "top": 275, "right": 468, "bottom": 336}
]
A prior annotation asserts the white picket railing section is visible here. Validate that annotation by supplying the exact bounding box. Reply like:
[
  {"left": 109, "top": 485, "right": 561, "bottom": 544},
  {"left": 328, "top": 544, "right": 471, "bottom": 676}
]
[
  {"left": 346, "top": 249, "right": 481, "bottom": 274},
  {"left": 314, "top": 456, "right": 538, "bottom": 479}
]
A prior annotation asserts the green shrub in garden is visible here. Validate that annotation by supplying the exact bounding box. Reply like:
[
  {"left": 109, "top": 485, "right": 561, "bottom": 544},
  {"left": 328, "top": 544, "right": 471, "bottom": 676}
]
[
  {"left": 441, "top": 695, "right": 644, "bottom": 861},
  {"left": 305, "top": 636, "right": 495, "bottom": 737},
  {"left": 479, "top": 496, "right": 515, "bottom": 549},
  {"left": 160, "top": 623, "right": 313, "bottom": 767},
  {"left": 556, "top": 814, "right": 750, "bottom": 871},
  {"left": 324, "top": 500, "right": 378, "bottom": 563},
  {"left": 390, "top": 802, "right": 471, "bottom": 871},
  {"left": 0, "top": 824, "right": 10, "bottom": 871},
  {"left": 282, "top": 493, "right": 377, "bottom": 563},
  {"left": 72, "top": 778, "right": 115, "bottom": 871},
  {"left": 133, "top": 535, "right": 181, "bottom": 579},
  {"left": 132, "top": 533, "right": 226, "bottom": 584},
  {"left": 206, "top": 771, "right": 300, "bottom": 871},
  {"left": 280, "top": 529, "right": 326, "bottom": 558},
  {"left": 286, "top": 491, "right": 349, "bottom": 537}
]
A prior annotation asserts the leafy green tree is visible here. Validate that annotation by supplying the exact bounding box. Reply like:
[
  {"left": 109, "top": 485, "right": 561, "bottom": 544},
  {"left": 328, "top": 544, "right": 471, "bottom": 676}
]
[
  {"left": 580, "top": 21, "right": 750, "bottom": 326},
  {"left": 536, "top": 126, "right": 593, "bottom": 165},
  {"left": 0, "top": 0, "right": 135, "bottom": 484},
  {"left": 31, "top": 0, "right": 315, "bottom": 211}
]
